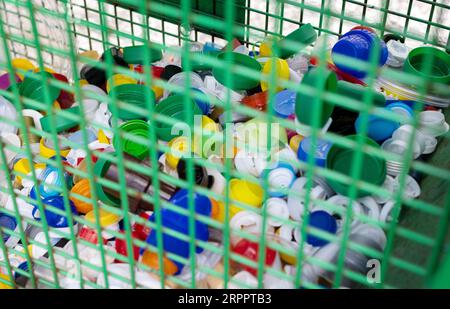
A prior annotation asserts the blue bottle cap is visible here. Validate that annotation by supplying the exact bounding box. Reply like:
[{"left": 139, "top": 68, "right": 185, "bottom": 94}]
[
  {"left": 249, "top": 51, "right": 260, "bottom": 58},
  {"left": 0, "top": 213, "right": 17, "bottom": 242},
  {"left": 169, "top": 189, "right": 212, "bottom": 218},
  {"left": 14, "top": 261, "right": 29, "bottom": 279},
  {"left": 306, "top": 210, "right": 338, "bottom": 247},
  {"left": 262, "top": 162, "right": 296, "bottom": 197},
  {"left": 32, "top": 195, "right": 78, "bottom": 228},
  {"left": 385, "top": 102, "right": 414, "bottom": 117},
  {"left": 145, "top": 214, "right": 209, "bottom": 272},
  {"left": 191, "top": 88, "right": 210, "bottom": 115},
  {"left": 385, "top": 100, "right": 416, "bottom": 108},
  {"left": 274, "top": 89, "right": 296, "bottom": 118},
  {"left": 297, "top": 137, "right": 332, "bottom": 168},
  {"left": 355, "top": 114, "right": 399, "bottom": 142},
  {"left": 203, "top": 42, "right": 222, "bottom": 53},
  {"left": 68, "top": 128, "right": 97, "bottom": 145},
  {"left": 332, "top": 29, "right": 388, "bottom": 79},
  {"left": 38, "top": 165, "right": 70, "bottom": 198}
]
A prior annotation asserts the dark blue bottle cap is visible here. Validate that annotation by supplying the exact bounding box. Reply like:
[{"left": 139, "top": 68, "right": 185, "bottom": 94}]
[
  {"left": 307, "top": 210, "right": 338, "bottom": 247},
  {"left": 274, "top": 89, "right": 296, "bottom": 118},
  {"left": 169, "top": 189, "right": 212, "bottom": 218},
  {"left": 14, "top": 261, "right": 29, "bottom": 279},
  {"left": 191, "top": 88, "right": 211, "bottom": 115},
  {"left": 297, "top": 137, "right": 332, "bottom": 168},
  {"left": 145, "top": 212, "right": 209, "bottom": 273},
  {"left": 32, "top": 195, "right": 78, "bottom": 228},
  {"left": 0, "top": 213, "right": 17, "bottom": 241},
  {"left": 332, "top": 29, "right": 388, "bottom": 79}
]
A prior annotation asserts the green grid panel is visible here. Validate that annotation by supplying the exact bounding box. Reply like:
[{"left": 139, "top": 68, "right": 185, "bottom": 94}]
[{"left": 0, "top": 0, "right": 449, "bottom": 290}]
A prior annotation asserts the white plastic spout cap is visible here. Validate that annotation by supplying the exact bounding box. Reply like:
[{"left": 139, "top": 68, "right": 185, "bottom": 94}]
[{"left": 229, "top": 271, "right": 258, "bottom": 289}]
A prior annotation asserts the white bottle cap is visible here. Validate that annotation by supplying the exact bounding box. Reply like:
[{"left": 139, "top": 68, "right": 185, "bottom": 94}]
[
  {"left": 358, "top": 196, "right": 381, "bottom": 221},
  {"left": 374, "top": 175, "right": 395, "bottom": 204},
  {"left": 229, "top": 210, "right": 262, "bottom": 246},
  {"left": 266, "top": 197, "right": 289, "bottom": 227},
  {"left": 229, "top": 271, "right": 258, "bottom": 289},
  {"left": 396, "top": 174, "right": 421, "bottom": 199}
]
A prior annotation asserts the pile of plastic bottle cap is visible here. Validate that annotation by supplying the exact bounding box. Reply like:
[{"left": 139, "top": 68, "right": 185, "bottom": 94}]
[{"left": 0, "top": 23, "right": 449, "bottom": 289}]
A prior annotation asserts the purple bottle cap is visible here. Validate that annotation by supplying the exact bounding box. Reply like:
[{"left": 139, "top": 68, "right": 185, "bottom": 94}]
[{"left": 0, "top": 73, "right": 21, "bottom": 90}]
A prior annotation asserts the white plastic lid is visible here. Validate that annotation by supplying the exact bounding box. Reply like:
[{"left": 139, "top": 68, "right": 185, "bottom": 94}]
[
  {"left": 1, "top": 133, "right": 21, "bottom": 165},
  {"left": 0, "top": 95, "right": 17, "bottom": 135},
  {"left": 234, "top": 149, "right": 267, "bottom": 177},
  {"left": 268, "top": 166, "right": 295, "bottom": 193},
  {"left": 396, "top": 174, "right": 421, "bottom": 199},
  {"left": 229, "top": 271, "right": 258, "bottom": 289},
  {"left": 374, "top": 175, "right": 395, "bottom": 204},
  {"left": 358, "top": 196, "right": 381, "bottom": 221},
  {"left": 229, "top": 210, "right": 262, "bottom": 246},
  {"left": 266, "top": 198, "right": 289, "bottom": 227}
]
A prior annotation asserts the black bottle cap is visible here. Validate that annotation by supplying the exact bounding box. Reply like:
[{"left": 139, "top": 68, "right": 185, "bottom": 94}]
[{"left": 161, "top": 65, "right": 182, "bottom": 81}]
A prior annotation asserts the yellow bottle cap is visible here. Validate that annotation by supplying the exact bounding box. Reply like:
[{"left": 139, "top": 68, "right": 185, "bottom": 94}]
[
  {"left": 53, "top": 100, "right": 61, "bottom": 110},
  {"left": 280, "top": 251, "right": 297, "bottom": 265},
  {"left": 229, "top": 179, "right": 264, "bottom": 210},
  {"left": 39, "top": 138, "right": 71, "bottom": 159},
  {"left": 34, "top": 67, "right": 55, "bottom": 74},
  {"left": 13, "top": 158, "right": 44, "bottom": 184},
  {"left": 141, "top": 250, "right": 178, "bottom": 276},
  {"left": 259, "top": 40, "right": 273, "bottom": 57},
  {"left": 0, "top": 273, "right": 13, "bottom": 289},
  {"left": 152, "top": 85, "right": 164, "bottom": 100},
  {"left": 70, "top": 179, "right": 94, "bottom": 214},
  {"left": 166, "top": 136, "right": 189, "bottom": 169},
  {"left": 215, "top": 200, "right": 242, "bottom": 223},
  {"left": 106, "top": 74, "right": 137, "bottom": 93},
  {"left": 201, "top": 115, "right": 219, "bottom": 132},
  {"left": 289, "top": 134, "right": 304, "bottom": 154},
  {"left": 261, "top": 58, "right": 290, "bottom": 92},
  {"left": 79, "top": 50, "right": 100, "bottom": 60},
  {"left": 79, "top": 79, "right": 89, "bottom": 87},
  {"left": 85, "top": 209, "right": 120, "bottom": 228},
  {"left": 97, "top": 129, "right": 110, "bottom": 144},
  {"left": 12, "top": 58, "right": 35, "bottom": 78}
]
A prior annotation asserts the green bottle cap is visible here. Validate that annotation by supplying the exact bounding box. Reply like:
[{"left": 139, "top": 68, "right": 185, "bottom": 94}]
[
  {"left": 113, "top": 120, "right": 151, "bottom": 159},
  {"left": 20, "top": 71, "right": 61, "bottom": 110},
  {"left": 326, "top": 135, "right": 386, "bottom": 198},
  {"left": 212, "top": 52, "right": 261, "bottom": 91},
  {"left": 93, "top": 156, "right": 121, "bottom": 206},
  {"left": 295, "top": 68, "right": 337, "bottom": 128},
  {"left": 108, "top": 84, "right": 155, "bottom": 120},
  {"left": 276, "top": 23, "right": 318, "bottom": 59},
  {"left": 188, "top": 51, "right": 221, "bottom": 71},
  {"left": 40, "top": 106, "right": 80, "bottom": 133},
  {"left": 155, "top": 94, "right": 202, "bottom": 141},
  {"left": 123, "top": 45, "right": 163, "bottom": 64},
  {"left": 403, "top": 46, "right": 450, "bottom": 85},
  {"left": 336, "top": 80, "right": 386, "bottom": 107}
]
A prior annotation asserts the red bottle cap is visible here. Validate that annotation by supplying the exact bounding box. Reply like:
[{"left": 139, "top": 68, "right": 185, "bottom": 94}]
[
  {"left": 115, "top": 230, "right": 140, "bottom": 261},
  {"left": 351, "top": 25, "right": 376, "bottom": 33},
  {"left": 79, "top": 226, "right": 108, "bottom": 245},
  {"left": 53, "top": 73, "right": 75, "bottom": 109},
  {"left": 241, "top": 91, "right": 268, "bottom": 111},
  {"left": 232, "top": 238, "right": 276, "bottom": 276},
  {"left": 133, "top": 212, "right": 152, "bottom": 241}
]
